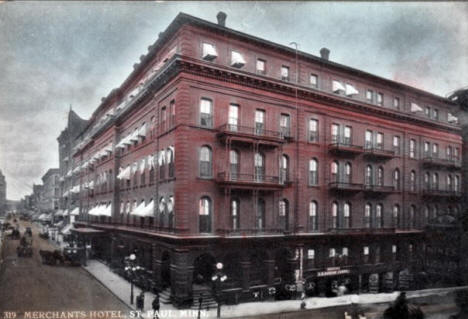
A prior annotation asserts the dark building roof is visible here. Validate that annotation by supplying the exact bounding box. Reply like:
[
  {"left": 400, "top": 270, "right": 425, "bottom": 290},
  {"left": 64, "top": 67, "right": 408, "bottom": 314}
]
[
  {"left": 41, "top": 168, "right": 60, "bottom": 183},
  {"left": 58, "top": 109, "right": 89, "bottom": 144}
]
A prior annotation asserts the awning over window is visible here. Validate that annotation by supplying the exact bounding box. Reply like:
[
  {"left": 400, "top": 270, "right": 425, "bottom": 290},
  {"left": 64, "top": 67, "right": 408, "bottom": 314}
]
[
  {"left": 231, "top": 51, "right": 246, "bottom": 67},
  {"left": 410, "top": 102, "right": 423, "bottom": 113},
  {"left": 70, "top": 207, "right": 80, "bottom": 216},
  {"left": 332, "top": 80, "right": 346, "bottom": 92},
  {"left": 131, "top": 201, "right": 146, "bottom": 216},
  {"left": 345, "top": 84, "right": 359, "bottom": 96},
  {"left": 117, "top": 166, "right": 131, "bottom": 180},
  {"left": 448, "top": 113, "right": 458, "bottom": 123},
  {"left": 138, "top": 200, "right": 154, "bottom": 217}
]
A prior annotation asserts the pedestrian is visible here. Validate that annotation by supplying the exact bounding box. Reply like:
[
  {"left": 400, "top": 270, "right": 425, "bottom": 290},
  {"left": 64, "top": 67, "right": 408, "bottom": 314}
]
[
  {"left": 136, "top": 291, "right": 145, "bottom": 317},
  {"left": 152, "top": 293, "right": 160, "bottom": 319}
]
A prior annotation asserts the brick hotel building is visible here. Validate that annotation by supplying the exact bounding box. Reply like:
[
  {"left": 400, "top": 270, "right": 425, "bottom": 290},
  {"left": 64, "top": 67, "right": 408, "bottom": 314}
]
[{"left": 67, "top": 12, "right": 463, "bottom": 306}]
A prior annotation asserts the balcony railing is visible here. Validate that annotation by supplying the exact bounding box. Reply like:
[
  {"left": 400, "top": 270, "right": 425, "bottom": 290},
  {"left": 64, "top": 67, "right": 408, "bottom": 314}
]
[
  {"left": 363, "top": 184, "right": 395, "bottom": 194},
  {"left": 422, "top": 188, "right": 462, "bottom": 198},
  {"left": 328, "top": 227, "right": 396, "bottom": 234},
  {"left": 328, "top": 182, "right": 363, "bottom": 192},
  {"left": 328, "top": 141, "right": 363, "bottom": 155},
  {"left": 217, "top": 228, "right": 286, "bottom": 236},
  {"left": 217, "top": 124, "right": 288, "bottom": 144},
  {"left": 422, "top": 156, "right": 462, "bottom": 169},
  {"left": 217, "top": 172, "right": 289, "bottom": 189},
  {"left": 363, "top": 146, "right": 395, "bottom": 160}
]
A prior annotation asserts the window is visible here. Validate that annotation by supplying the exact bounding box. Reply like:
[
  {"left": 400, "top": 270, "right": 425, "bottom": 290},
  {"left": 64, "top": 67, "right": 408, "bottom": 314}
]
[
  {"left": 432, "top": 143, "right": 439, "bottom": 158},
  {"left": 161, "top": 107, "right": 167, "bottom": 132},
  {"left": 344, "top": 162, "right": 352, "bottom": 183},
  {"left": 257, "top": 198, "right": 266, "bottom": 229},
  {"left": 409, "top": 139, "right": 416, "bottom": 159},
  {"left": 423, "top": 206, "right": 429, "bottom": 224},
  {"left": 331, "top": 124, "right": 339, "bottom": 143},
  {"left": 309, "top": 159, "right": 318, "bottom": 186},
  {"left": 393, "top": 169, "right": 400, "bottom": 190},
  {"left": 425, "top": 106, "right": 430, "bottom": 117},
  {"left": 279, "top": 199, "right": 289, "bottom": 231},
  {"left": 280, "top": 114, "right": 291, "bottom": 138},
  {"left": 280, "top": 155, "right": 289, "bottom": 184},
  {"left": 231, "top": 51, "right": 245, "bottom": 68},
  {"left": 256, "top": 59, "right": 266, "bottom": 74},
  {"left": 424, "top": 142, "right": 430, "bottom": 156},
  {"left": 393, "top": 205, "right": 400, "bottom": 228},
  {"left": 455, "top": 176, "right": 460, "bottom": 192},
  {"left": 307, "top": 249, "right": 315, "bottom": 260},
  {"left": 281, "top": 66, "right": 289, "bottom": 81},
  {"left": 446, "top": 146, "right": 452, "bottom": 160},
  {"left": 409, "top": 205, "right": 416, "bottom": 229},
  {"left": 392, "top": 245, "right": 398, "bottom": 261},
  {"left": 199, "top": 146, "right": 212, "bottom": 178},
  {"left": 343, "top": 202, "right": 351, "bottom": 228},
  {"left": 377, "top": 93, "right": 383, "bottom": 106},
  {"left": 309, "top": 119, "right": 319, "bottom": 142},
  {"left": 199, "top": 197, "right": 212, "bottom": 233},
  {"left": 393, "top": 136, "right": 400, "bottom": 155},
  {"left": 376, "top": 133, "right": 384, "bottom": 149},
  {"left": 455, "top": 148, "right": 460, "bottom": 160},
  {"left": 167, "top": 147, "right": 174, "bottom": 178},
  {"left": 365, "top": 130, "right": 373, "bottom": 149},
  {"left": 331, "top": 161, "right": 339, "bottom": 182},
  {"left": 364, "top": 204, "right": 371, "bottom": 228},
  {"left": 228, "top": 104, "right": 239, "bottom": 131},
  {"left": 310, "top": 74, "right": 318, "bottom": 87},
  {"left": 231, "top": 199, "right": 240, "bottom": 230},
  {"left": 309, "top": 201, "right": 318, "bottom": 231},
  {"left": 432, "top": 109, "right": 439, "bottom": 120},
  {"left": 202, "top": 43, "right": 217, "bottom": 61},
  {"left": 255, "top": 110, "right": 265, "bottom": 135},
  {"left": 393, "top": 97, "right": 400, "bottom": 109},
  {"left": 363, "top": 246, "right": 370, "bottom": 263},
  {"left": 343, "top": 126, "right": 352, "bottom": 145},
  {"left": 200, "top": 98, "right": 213, "bottom": 128},
  {"left": 366, "top": 90, "right": 373, "bottom": 101},
  {"left": 254, "top": 152, "right": 265, "bottom": 182},
  {"left": 169, "top": 100, "right": 175, "bottom": 128},
  {"left": 377, "top": 167, "right": 384, "bottom": 186},
  {"left": 432, "top": 173, "right": 439, "bottom": 190},
  {"left": 424, "top": 172, "right": 430, "bottom": 190},
  {"left": 332, "top": 202, "right": 338, "bottom": 229},
  {"left": 230, "top": 150, "right": 239, "bottom": 180},
  {"left": 365, "top": 165, "right": 373, "bottom": 186},
  {"left": 374, "top": 245, "right": 381, "bottom": 263},
  {"left": 376, "top": 204, "right": 383, "bottom": 228},
  {"left": 410, "top": 171, "right": 416, "bottom": 192}
]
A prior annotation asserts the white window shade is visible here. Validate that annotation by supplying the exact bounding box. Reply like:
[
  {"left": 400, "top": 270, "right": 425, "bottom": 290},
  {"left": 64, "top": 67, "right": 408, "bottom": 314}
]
[
  {"left": 117, "top": 166, "right": 131, "bottom": 180},
  {"left": 104, "top": 144, "right": 113, "bottom": 154},
  {"left": 88, "top": 181, "right": 95, "bottom": 190},
  {"left": 231, "top": 51, "right": 246, "bottom": 67},
  {"left": 345, "top": 84, "right": 359, "bottom": 96},
  {"left": 139, "top": 158, "right": 146, "bottom": 174},
  {"left": 139, "top": 200, "right": 154, "bottom": 217},
  {"left": 158, "top": 150, "right": 166, "bottom": 165},
  {"left": 448, "top": 113, "right": 458, "bottom": 123},
  {"left": 410, "top": 102, "right": 423, "bottom": 113},
  {"left": 202, "top": 43, "right": 218, "bottom": 60},
  {"left": 132, "top": 201, "right": 146, "bottom": 216},
  {"left": 123, "top": 135, "right": 133, "bottom": 146},
  {"left": 70, "top": 207, "right": 79, "bottom": 216},
  {"left": 138, "top": 123, "right": 147, "bottom": 137},
  {"left": 332, "top": 80, "right": 346, "bottom": 93},
  {"left": 129, "top": 130, "right": 139, "bottom": 142},
  {"left": 148, "top": 155, "right": 155, "bottom": 169}
]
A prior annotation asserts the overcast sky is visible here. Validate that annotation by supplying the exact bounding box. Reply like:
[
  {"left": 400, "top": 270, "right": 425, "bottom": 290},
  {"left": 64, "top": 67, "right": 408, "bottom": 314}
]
[{"left": 0, "top": 1, "right": 467, "bottom": 200}]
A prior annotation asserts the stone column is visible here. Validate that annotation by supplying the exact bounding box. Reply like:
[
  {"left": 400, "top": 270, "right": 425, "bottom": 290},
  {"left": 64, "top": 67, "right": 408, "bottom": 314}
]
[{"left": 171, "top": 249, "right": 193, "bottom": 308}]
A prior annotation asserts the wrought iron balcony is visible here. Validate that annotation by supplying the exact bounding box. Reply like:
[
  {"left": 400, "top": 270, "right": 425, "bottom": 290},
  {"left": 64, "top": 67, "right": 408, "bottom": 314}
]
[
  {"left": 216, "top": 172, "right": 289, "bottom": 190},
  {"left": 422, "top": 188, "right": 462, "bottom": 199},
  {"left": 363, "top": 184, "right": 395, "bottom": 195},
  {"left": 217, "top": 228, "right": 286, "bottom": 237},
  {"left": 422, "top": 156, "right": 462, "bottom": 170},
  {"left": 328, "top": 141, "right": 363, "bottom": 156},
  {"left": 327, "top": 227, "right": 396, "bottom": 235},
  {"left": 217, "top": 124, "right": 289, "bottom": 145},
  {"left": 363, "top": 145, "right": 396, "bottom": 160},
  {"left": 328, "top": 182, "right": 363, "bottom": 193}
]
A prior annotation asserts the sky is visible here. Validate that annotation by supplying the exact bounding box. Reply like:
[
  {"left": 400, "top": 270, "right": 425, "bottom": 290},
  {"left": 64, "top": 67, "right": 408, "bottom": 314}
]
[{"left": 0, "top": 1, "right": 467, "bottom": 200}]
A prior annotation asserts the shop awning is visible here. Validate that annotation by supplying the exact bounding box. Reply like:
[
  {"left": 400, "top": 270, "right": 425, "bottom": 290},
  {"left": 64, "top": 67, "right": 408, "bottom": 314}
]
[
  {"left": 60, "top": 223, "right": 74, "bottom": 235},
  {"left": 70, "top": 207, "right": 80, "bottom": 216}
]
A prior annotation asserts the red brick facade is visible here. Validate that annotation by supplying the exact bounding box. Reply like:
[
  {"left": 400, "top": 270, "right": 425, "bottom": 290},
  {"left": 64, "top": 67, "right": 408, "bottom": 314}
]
[{"left": 69, "top": 13, "right": 462, "bottom": 306}]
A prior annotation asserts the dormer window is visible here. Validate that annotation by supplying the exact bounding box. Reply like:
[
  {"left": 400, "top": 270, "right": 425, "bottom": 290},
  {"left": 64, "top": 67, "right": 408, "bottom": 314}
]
[
  {"left": 256, "top": 59, "right": 266, "bottom": 74},
  {"left": 310, "top": 74, "right": 318, "bottom": 87},
  {"left": 281, "top": 66, "right": 289, "bottom": 81},
  {"left": 332, "top": 80, "right": 346, "bottom": 93},
  {"left": 377, "top": 93, "right": 383, "bottom": 106},
  {"left": 366, "top": 90, "right": 373, "bottom": 101},
  {"left": 231, "top": 51, "right": 246, "bottom": 68},
  {"left": 202, "top": 43, "right": 217, "bottom": 61}
]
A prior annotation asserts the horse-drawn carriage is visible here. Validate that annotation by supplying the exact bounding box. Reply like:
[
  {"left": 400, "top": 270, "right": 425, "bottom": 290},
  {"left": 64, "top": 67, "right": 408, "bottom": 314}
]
[
  {"left": 6, "top": 228, "right": 20, "bottom": 240},
  {"left": 39, "top": 231, "right": 49, "bottom": 239},
  {"left": 17, "top": 236, "right": 33, "bottom": 257},
  {"left": 39, "top": 247, "right": 83, "bottom": 266}
]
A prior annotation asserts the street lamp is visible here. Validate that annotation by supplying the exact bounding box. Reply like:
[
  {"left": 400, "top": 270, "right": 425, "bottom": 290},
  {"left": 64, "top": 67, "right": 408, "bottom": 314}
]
[
  {"left": 125, "top": 253, "right": 141, "bottom": 305},
  {"left": 211, "top": 262, "right": 227, "bottom": 318}
]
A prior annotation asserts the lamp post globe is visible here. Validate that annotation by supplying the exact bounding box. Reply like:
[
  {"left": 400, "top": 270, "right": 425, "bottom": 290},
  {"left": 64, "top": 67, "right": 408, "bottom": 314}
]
[
  {"left": 130, "top": 253, "right": 136, "bottom": 261},
  {"left": 216, "top": 262, "right": 223, "bottom": 270}
]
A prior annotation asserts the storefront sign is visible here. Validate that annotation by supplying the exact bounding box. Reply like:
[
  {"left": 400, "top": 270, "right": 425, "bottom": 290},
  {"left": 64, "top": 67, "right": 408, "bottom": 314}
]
[{"left": 317, "top": 268, "right": 350, "bottom": 277}]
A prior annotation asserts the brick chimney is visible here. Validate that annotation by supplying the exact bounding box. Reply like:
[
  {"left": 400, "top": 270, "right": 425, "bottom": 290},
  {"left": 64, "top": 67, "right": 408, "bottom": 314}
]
[
  {"left": 217, "top": 11, "right": 227, "bottom": 27},
  {"left": 320, "top": 47, "right": 330, "bottom": 60}
]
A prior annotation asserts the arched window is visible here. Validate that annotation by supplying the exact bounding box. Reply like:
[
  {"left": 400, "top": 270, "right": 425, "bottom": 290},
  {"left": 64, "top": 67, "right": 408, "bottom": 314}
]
[
  {"left": 377, "top": 167, "right": 384, "bottom": 186},
  {"left": 409, "top": 205, "right": 416, "bottom": 229},
  {"left": 343, "top": 202, "right": 351, "bottom": 228},
  {"left": 432, "top": 173, "right": 439, "bottom": 190},
  {"left": 199, "top": 146, "right": 212, "bottom": 178},
  {"left": 331, "top": 202, "right": 338, "bottom": 229},
  {"left": 331, "top": 161, "right": 339, "bottom": 182},
  {"left": 256, "top": 198, "right": 266, "bottom": 229},
  {"left": 424, "top": 141, "right": 430, "bottom": 156},
  {"left": 158, "top": 197, "right": 166, "bottom": 226},
  {"left": 393, "top": 205, "right": 400, "bottom": 228},
  {"left": 423, "top": 206, "right": 430, "bottom": 224},
  {"left": 365, "top": 165, "right": 373, "bottom": 185},
  {"left": 447, "top": 175, "right": 453, "bottom": 191},
  {"left": 410, "top": 171, "right": 416, "bottom": 192},
  {"left": 393, "top": 169, "right": 400, "bottom": 190},
  {"left": 254, "top": 152, "right": 265, "bottom": 182},
  {"left": 364, "top": 203, "right": 372, "bottom": 228},
  {"left": 376, "top": 204, "right": 383, "bottom": 228},
  {"left": 167, "top": 147, "right": 174, "bottom": 178},
  {"left": 231, "top": 199, "right": 240, "bottom": 230},
  {"left": 199, "top": 196, "right": 212, "bottom": 233},
  {"left": 280, "top": 155, "right": 289, "bottom": 184},
  {"left": 168, "top": 196, "right": 174, "bottom": 229},
  {"left": 409, "top": 139, "right": 416, "bottom": 158},
  {"left": 455, "top": 176, "right": 460, "bottom": 192},
  {"left": 309, "top": 201, "right": 318, "bottom": 231},
  {"left": 446, "top": 146, "right": 453, "bottom": 159},
  {"left": 433, "top": 205, "right": 438, "bottom": 219},
  {"left": 230, "top": 150, "right": 239, "bottom": 180},
  {"left": 309, "top": 159, "right": 318, "bottom": 185},
  {"left": 344, "top": 162, "right": 352, "bottom": 183},
  {"left": 424, "top": 172, "right": 430, "bottom": 190},
  {"left": 279, "top": 199, "right": 289, "bottom": 231}
]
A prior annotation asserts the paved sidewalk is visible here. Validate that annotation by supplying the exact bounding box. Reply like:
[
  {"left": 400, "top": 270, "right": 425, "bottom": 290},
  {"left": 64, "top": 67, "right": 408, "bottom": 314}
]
[{"left": 83, "top": 259, "right": 467, "bottom": 319}]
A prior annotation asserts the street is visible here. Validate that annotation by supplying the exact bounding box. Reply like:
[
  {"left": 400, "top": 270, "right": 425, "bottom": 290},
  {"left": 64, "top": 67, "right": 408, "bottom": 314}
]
[{"left": 0, "top": 220, "right": 129, "bottom": 317}]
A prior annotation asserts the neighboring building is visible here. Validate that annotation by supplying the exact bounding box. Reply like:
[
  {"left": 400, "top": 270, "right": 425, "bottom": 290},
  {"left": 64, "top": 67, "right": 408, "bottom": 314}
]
[
  {"left": 31, "top": 184, "right": 44, "bottom": 212},
  {"left": 57, "top": 110, "right": 88, "bottom": 222},
  {"left": 70, "top": 12, "right": 463, "bottom": 307},
  {"left": 40, "top": 168, "right": 60, "bottom": 213},
  {"left": 0, "top": 170, "right": 6, "bottom": 216}
]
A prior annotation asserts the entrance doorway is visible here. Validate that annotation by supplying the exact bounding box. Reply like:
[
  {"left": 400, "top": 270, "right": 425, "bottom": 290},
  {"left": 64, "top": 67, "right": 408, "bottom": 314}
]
[
  {"left": 193, "top": 254, "right": 216, "bottom": 287},
  {"left": 161, "top": 251, "right": 171, "bottom": 288}
]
